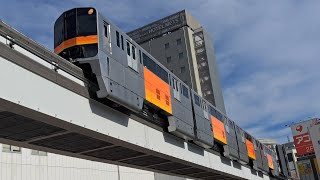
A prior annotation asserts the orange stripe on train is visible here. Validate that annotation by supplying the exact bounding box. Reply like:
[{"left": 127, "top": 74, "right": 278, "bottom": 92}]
[
  {"left": 211, "top": 116, "right": 227, "bottom": 145},
  {"left": 144, "top": 67, "right": 172, "bottom": 114},
  {"left": 267, "top": 154, "right": 274, "bottom": 169},
  {"left": 54, "top": 35, "right": 98, "bottom": 54},
  {"left": 246, "top": 139, "right": 256, "bottom": 160}
]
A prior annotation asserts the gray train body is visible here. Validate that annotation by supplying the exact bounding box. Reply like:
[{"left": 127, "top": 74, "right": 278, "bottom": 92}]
[{"left": 53, "top": 7, "right": 285, "bottom": 179}]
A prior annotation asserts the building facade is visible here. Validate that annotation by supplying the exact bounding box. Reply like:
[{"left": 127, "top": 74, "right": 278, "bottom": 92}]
[
  {"left": 296, "top": 155, "right": 319, "bottom": 180},
  {"left": 128, "top": 10, "right": 226, "bottom": 114},
  {"left": 289, "top": 118, "right": 320, "bottom": 179},
  {"left": 309, "top": 120, "right": 320, "bottom": 171},
  {"left": 0, "top": 143, "right": 190, "bottom": 180},
  {"left": 283, "top": 142, "right": 299, "bottom": 179}
]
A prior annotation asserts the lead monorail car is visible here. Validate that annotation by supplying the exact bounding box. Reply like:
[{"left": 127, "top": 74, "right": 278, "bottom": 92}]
[{"left": 54, "top": 7, "right": 282, "bottom": 177}]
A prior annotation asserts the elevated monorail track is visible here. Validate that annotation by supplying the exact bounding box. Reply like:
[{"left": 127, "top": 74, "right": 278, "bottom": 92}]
[{"left": 0, "top": 20, "right": 271, "bottom": 180}]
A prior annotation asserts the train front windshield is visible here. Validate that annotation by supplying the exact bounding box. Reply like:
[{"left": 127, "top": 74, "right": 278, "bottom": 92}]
[{"left": 54, "top": 8, "right": 98, "bottom": 59}]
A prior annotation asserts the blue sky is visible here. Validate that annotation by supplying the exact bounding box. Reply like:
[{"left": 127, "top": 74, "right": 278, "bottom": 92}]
[{"left": 1, "top": 0, "right": 320, "bottom": 143}]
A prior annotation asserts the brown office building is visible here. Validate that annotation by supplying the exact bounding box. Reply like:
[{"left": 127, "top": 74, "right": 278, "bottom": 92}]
[{"left": 128, "top": 10, "right": 226, "bottom": 114}]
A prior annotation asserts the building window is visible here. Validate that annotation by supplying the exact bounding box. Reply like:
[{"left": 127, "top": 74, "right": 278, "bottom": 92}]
[
  {"left": 165, "top": 43, "right": 170, "bottom": 49},
  {"left": 180, "top": 66, "right": 186, "bottom": 73},
  {"left": 177, "top": 38, "right": 182, "bottom": 45},
  {"left": 31, "top": 150, "right": 47, "bottom": 156},
  {"left": 166, "top": 56, "right": 171, "bottom": 63},
  {"left": 2, "top": 144, "right": 21, "bottom": 153},
  {"left": 179, "top": 52, "right": 184, "bottom": 59}
]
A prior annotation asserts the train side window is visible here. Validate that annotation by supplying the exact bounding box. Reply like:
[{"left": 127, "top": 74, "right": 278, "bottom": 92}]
[
  {"left": 139, "top": 50, "right": 142, "bottom": 64},
  {"left": 194, "top": 94, "right": 200, "bottom": 106},
  {"left": 176, "top": 81, "right": 179, "bottom": 91},
  {"left": 229, "top": 120, "right": 234, "bottom": 129},
  {"left": 157, "top": 65, "right": 169, "bottom": 83},
  {"left": 182, "top": 84, "right": 189, "bottom": 98},
  {"left": 103, "top": 22, "right": 111, "bottom": 52},
  {"left": 127, "top": 41, "right": 130, "bottom": 56},
  {"left": 254, "top": 141, "right": 257, "bottom": 150},
  {"left": 203, "top": 101, "right": 207, "bottom": 111},
  {"left": 132, "top": 46, "right": 136, "bottom": 60},
  {"left": 216, "top": 111, "right": 223, "bottom": 121},
  {"left": 143, "top": 53, "right": 168, "bottom": 83},
  {"left": 121, "top": 35, "right": 124, "bottom": 50},
  {"left": 104, "top": 25, "right": 108, "bottom": 37},
  {"left": 209, "top": 106, "right": 213, "bottom": 116},
  {"left": 235, "top": 126, "right": 239, "bottom": 134},
  {"left": 172, "top": 78, "right": 175, "bottom": 89},
  {"left": 143, "top": 53, "right": 156, "bottom": 72},
  {"left": 116, "top": 31, "right": 120, "bottom": 47}
]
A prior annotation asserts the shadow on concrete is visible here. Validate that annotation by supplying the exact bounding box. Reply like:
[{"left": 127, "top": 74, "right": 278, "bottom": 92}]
[
  {"left": 232, "top": 161, "right": 242, "bottom": 170},
  {"left": 251, "top": 168, "right": 257, "bottom": 175},
  {"left": 187, "top": 143, "right": 204, "bottom": 156},
  {"left": 220, "top": 156, "right": 232, "bottom": 166},
  {"left": 89, "top": 100, "right": 129, "bottom": 127},
  {"left": 163, "top": 132, "right": 185, "bottom": 149}
]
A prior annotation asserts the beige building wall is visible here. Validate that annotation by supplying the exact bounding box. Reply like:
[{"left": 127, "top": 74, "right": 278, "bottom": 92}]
[{"left": 0, "top": 144, "right": 155, "bottom": 180}]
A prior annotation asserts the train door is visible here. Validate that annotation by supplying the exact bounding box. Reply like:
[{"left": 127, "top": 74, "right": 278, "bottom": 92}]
[
  {"left": 202, "top": 100, "right": 209, "bottom": 120},
  {"left": 103, "top": 21, "right": 111, "bottom": 52},
  {"left": 172, "top": 78, "right": 181, "bottom": 101},
  {"left": 126, "top": 40, "right": 138, "bottom": 71},
  {"left": 225, "top": 118, "right": 230, "bottom": 134}
]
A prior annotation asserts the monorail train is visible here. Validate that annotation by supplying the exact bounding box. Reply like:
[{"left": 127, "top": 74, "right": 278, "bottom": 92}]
[{"left": 53, "top": 7, "right": 284, "bottom": 178}]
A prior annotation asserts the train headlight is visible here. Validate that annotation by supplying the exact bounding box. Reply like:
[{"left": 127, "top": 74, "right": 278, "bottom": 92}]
[{"left": 88, "top": 9, "right": 94, "bottom": 15}]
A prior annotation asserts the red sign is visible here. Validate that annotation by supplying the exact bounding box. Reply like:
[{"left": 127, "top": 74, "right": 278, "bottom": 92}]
[
  {"left": 293, "top": 132, "right": 314, "bottom": 155},
  {"left": 291, "top": 120, "right": 319, "bottom": 156}
]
